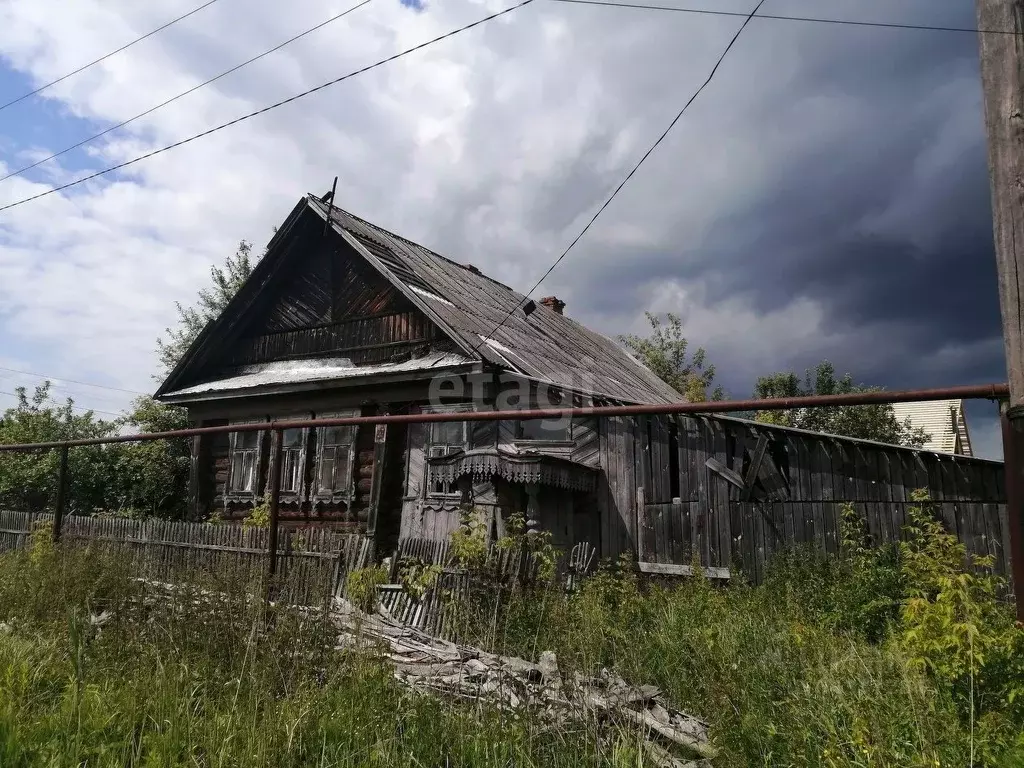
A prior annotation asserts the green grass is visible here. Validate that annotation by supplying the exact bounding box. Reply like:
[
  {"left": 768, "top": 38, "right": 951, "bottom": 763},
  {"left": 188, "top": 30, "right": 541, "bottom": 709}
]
[
  {"left": 0, "top": 545, "right": 628, "bottom": 768},
  {"left": 1, "top": 505, "right": 1023, "bottom": 767}
]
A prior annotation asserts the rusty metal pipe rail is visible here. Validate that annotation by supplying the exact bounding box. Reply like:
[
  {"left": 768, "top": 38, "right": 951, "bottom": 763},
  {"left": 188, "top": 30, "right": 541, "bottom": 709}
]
[{"left": 0, "top": 382, "right": 1008, "bottom": 452}]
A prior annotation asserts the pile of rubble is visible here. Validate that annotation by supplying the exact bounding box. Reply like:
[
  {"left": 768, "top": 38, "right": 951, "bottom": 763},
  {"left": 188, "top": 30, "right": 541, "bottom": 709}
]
[
  {"left": 332, "top": 597, "right": 716, "bottom": 768},
  {"left": 129, "top": 580, "right": 716, "bottom": 766}
]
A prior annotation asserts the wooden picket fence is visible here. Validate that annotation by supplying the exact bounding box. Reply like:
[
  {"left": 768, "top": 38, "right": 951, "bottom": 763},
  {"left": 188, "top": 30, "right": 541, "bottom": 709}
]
[
  {"left": 0, "top": 511, "right": 599, "bottom": 633},
  {"left": 378, "top": 537, "right": 598, "bottom": 637},
  {"left": 0, "top": 510, "right": 374, "bottom": 605}
]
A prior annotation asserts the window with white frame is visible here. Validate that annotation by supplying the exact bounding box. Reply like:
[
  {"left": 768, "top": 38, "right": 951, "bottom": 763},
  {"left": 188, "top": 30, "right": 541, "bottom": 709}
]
[
  {"left": 315, "top": 412, "right": 357, "bottom": 498},
  {"left": 426, "top": 408, "right": 470, "bottom": 497},
  {"left": 279, "top": 427, "right": 306, "bottom": 494},
  {"left": 228, "top": 420, "right": 264, "bottom": 495}
]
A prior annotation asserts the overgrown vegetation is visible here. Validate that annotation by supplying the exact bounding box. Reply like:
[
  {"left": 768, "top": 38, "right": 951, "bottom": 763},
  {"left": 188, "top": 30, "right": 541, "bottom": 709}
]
[
  {"left": 430, "top": 493, "right": 1024, "bottom": 766},
  {"left": 1, "top": 493, "right": 1022, "bottom": 765},
  {"left": 0, "top": 538, "right": 607, "bottom": 767}
]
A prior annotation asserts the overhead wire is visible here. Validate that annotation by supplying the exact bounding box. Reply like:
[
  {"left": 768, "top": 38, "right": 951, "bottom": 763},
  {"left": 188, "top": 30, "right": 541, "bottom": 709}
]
[
  {"left": 0, "top": 365, "right": 147, "bottom": 395},
  {"left": 0, "top": 0, "right": 377, "bottom": 184},
  {"left": 0, "top": 390, "right": 124, "bottom": 418},
  {"left": 472, "top": 0, "right": 767, "bottom": 355},
  {"left": 0, "top": 0, "right": 225, "bottom": 113},
  {"left": 0, "top": 0, "right": 536, "bottom": 214},
  {"left": 548, "top": 0, "right": 1014, "bottom": 36}
]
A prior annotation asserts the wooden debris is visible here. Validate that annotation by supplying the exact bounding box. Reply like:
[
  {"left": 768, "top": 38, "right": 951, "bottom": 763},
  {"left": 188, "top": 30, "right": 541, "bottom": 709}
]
[
  {"left": 130, "top": 579, "right": 716, "bottom": 764},
  {"left": 329, "top": 596, "right": 717, "bottom": 763}
]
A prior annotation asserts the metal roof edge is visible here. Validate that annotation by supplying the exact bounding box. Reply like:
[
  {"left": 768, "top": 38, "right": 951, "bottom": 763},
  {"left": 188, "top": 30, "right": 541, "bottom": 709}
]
[{"left": 158, "top": 360, "right": 481, "bottom": 405}]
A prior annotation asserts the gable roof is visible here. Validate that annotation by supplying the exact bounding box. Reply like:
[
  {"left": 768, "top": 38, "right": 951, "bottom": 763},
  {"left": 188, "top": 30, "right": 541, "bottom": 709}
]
[
  {"left": 156, "top": 194, "right": 682, "bottom": 405},
  {"left": 890, "top": 399, "right": 973, "bottom": 456}
]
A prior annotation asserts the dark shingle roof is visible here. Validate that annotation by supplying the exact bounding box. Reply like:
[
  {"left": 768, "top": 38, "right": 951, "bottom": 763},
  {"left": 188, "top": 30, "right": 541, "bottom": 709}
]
[{"left": 316, "top": 197, "right": 681, "bottom": 405}]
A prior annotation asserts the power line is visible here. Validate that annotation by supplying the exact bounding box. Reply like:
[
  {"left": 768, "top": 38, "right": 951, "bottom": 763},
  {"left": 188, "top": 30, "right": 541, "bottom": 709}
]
[
  {"left": 0, "top": 390, "right": 123, "bottom": 418},
  {"left": 473, "top": 0, "right": 766, "bottom": 354},
  {"left": 0, "top": 0, "right": 536, "bottom": 214},
  {"left": 0, "top": 365, "right": 147, "bottom": 395},
  {"left": 0, "top": 0, "right": 376, "bottom": 185},
  {"left": 0, "top": 0, "right": 225, "bottom": 113},
  {"left": 548, "top": 0, "right": 1017, "bottom": 36}
]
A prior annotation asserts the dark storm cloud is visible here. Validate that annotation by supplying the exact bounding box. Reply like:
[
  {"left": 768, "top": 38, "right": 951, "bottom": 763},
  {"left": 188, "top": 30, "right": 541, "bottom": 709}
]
[{"left": 554, "top": 4, "right": 1001, "bottom": 376}]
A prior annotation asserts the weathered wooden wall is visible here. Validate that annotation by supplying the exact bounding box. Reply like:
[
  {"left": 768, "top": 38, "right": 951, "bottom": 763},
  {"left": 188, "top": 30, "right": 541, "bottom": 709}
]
[{"left": 624, "top": 414, "right": 1009, "bottom": 584}]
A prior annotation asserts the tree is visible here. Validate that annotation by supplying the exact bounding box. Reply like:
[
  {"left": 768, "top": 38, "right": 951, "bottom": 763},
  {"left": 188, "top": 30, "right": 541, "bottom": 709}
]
[
  {"left": 156, "top": 239, "right": 259, "bottom": 376},
  {"left": 0, "top": 383, "right": 118, "bottom": 514},
  {"left": 619, "top": 313, "right": 724, "bottom": 402},
  {"left": 752, "top": 360, "right": 931, "bottom": 447}
]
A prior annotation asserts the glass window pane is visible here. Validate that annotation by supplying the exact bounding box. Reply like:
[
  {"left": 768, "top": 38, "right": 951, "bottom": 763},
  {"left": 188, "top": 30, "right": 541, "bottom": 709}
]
[
  {"left": 237, "top": 429, "right": 260, "bottom": 450},
  {"left": 519, "top": 418, "right": 570, "bottom": 441},
  {"left": 333, "top": 453, "right": 351, "bottom": 492},
  {"left": 283, "top": 428, "right": 303, "bottom": 448},
  {"left": 318, "top": 446, "right": 336, "bottom": 491},
  {"left": 281, "top": 449, "right": 301, "bottom": 492},
  {"left": 240, "top": 453, "right": 255, "bottom": 492},
  {"left": 230, "top": 453, "right": 243, "bottom": 490},
  {"left": 438, "top": 421, "right": 464, "bottom": 446},
  {"left": 322, "top": 424, "right": 354, "bottom": 447}
]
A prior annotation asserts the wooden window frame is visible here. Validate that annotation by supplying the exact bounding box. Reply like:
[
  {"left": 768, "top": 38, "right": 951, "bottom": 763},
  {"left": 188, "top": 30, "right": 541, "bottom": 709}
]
[
  {"left": 424, "top": 403, "right": 472, "bottom": 499},
  {"left": 313, "top": 409, "right": 359, "bottom": 502},
  {"left": 226, "top": 418, "right": 266, "bottom": 499},
  {"left": 277, "top": 420, "right": 311, "bottom": 499},
  {"left": 506, "top": 393, "right": 575, "bottom": 448}
]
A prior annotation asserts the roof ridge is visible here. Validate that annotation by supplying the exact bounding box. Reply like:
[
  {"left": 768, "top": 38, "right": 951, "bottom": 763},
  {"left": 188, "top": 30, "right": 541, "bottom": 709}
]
[{"left": 322, "top": 199, "right": 516, "bottom": 293}]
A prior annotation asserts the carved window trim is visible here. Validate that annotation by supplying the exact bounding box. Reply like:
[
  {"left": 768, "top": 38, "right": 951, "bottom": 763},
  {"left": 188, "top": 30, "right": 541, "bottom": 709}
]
[
  {"left": 313, "top": 409, "right": 359, "bottom": 503},
  {"left": 226, "top": 418, "right": 266, "bottom": 500},
  {"left": 277, "top": 417, "right": 312, "bottom": 501},
  {"left": 424, "top": 403, "right": 472, "bottom": 499}
]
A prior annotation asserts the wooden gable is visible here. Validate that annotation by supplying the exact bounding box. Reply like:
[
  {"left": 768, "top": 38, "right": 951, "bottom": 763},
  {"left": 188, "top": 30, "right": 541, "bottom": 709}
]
[{"left": 159, "top": 203, "right": 453, "bottom": 395}]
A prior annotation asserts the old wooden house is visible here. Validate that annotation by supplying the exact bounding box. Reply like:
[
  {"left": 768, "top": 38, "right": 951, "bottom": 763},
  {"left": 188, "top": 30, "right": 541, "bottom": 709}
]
[{"left": 155, "top": 192, "right": 1011, "bottom": 581}]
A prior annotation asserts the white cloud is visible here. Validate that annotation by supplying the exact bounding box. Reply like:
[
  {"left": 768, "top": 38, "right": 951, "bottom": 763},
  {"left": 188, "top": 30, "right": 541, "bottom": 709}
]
[{"left": 0, "top": 0, "right": 1002, "bottom": 427}]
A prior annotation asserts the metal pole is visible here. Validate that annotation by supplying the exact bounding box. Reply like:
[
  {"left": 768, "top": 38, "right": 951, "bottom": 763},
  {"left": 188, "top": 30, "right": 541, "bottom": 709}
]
[
  {"left": 266, "top": 428, "right": 284, "bottom": 585},
  {"left": 1000, "top": 402, "right": 1024, "bottom": 620},
  {"left": 0, "top": 382, "right": 1010, "bottom": 453},
  {"left": 52, "top": 444, "right": 69, "bottom": 542}
]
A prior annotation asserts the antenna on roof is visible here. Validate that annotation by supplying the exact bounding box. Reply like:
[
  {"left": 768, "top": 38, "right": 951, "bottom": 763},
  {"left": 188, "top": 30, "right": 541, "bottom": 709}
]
[{"left": 321, "top": 175, "right": 338, "bottom": 237}]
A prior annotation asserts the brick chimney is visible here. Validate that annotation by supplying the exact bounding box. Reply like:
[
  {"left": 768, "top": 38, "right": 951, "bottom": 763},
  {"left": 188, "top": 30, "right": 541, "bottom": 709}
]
[{"left": 539, "top": 296, "right": 565, "bottom": 315}]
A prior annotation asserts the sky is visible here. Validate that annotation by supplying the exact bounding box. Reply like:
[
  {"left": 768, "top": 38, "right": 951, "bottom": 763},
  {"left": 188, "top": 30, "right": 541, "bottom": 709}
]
[{"left": 0, "top": 0, "right": 1008, "bottom": 458}]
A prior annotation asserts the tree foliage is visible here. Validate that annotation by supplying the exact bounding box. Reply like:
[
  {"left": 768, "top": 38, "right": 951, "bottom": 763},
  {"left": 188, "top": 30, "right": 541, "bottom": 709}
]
[
  {"left": 752, "top": 360, "right": 930, "bottom": 447},
  {"left": 0, "top": 384, "right": 118, "bottom": 515},
  {"left": 619, "top": 313, "right": 724, "bottom": 402}
]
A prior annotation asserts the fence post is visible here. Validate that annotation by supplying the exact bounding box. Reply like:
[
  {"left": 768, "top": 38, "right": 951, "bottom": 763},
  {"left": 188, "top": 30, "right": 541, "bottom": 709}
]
[
  {"left": 266, "top": 428, "right": 284, "bottom": 594},
  {"left": 52, "top": 444, "right": 69, "bottom": 542}
]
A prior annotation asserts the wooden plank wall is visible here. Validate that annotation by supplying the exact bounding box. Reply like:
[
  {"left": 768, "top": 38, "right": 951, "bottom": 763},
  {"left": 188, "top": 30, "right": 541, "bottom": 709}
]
[{"left": 630, "top": 416, "right": 1009, "bottom": 583}]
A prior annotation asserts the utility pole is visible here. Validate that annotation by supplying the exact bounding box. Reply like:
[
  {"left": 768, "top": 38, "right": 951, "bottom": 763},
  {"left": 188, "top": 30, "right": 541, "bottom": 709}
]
[{"left": 976, "top": 0, "right": 1024, "bottom": 619}]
